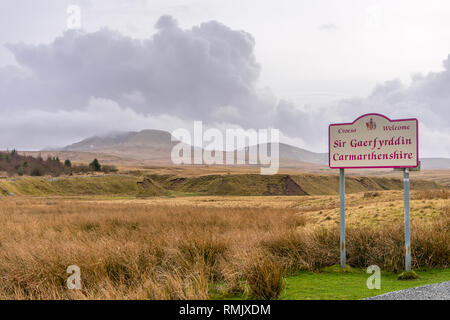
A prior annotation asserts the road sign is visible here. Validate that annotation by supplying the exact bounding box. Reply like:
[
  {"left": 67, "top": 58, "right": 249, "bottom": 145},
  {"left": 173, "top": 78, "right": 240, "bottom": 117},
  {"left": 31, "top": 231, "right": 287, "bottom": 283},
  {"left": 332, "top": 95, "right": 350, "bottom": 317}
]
[
  {"left": 329, "top": 113, "right": 417, "bottom": 271},
  {"left": 329, "top": 113, "right": 418, "bottom": 169}
]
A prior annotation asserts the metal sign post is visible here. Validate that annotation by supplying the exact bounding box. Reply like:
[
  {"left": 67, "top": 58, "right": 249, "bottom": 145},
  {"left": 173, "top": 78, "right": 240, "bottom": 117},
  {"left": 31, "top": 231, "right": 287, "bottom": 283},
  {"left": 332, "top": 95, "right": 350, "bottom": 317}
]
[
  {"left": 339, "top": 168, "right": 346, "bottom": 268},
  {"left": 403, "top": 168, "right": 411, "bottom": 271}
]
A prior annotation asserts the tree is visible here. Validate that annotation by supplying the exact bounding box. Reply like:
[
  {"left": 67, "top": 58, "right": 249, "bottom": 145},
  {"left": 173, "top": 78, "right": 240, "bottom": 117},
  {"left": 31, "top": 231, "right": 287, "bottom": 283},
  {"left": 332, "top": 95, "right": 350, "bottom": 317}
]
[
  {"left": 64, "top": 159, "right": 72, "bottom": 167},
  {"left": 89, "top": 158, "right": 101, "bottom": 172}
]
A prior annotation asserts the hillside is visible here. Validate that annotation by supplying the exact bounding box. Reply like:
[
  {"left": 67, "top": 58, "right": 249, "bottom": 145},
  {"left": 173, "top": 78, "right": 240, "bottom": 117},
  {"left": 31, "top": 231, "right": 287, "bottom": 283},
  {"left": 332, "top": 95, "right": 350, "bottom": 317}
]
[
  {"left": 0, "top": 173, "right": 442, "bottom": 197},
  {"left": 65, "top": 130, "right": 180, "bottom": 150},
  {"left": 142, "top": 173, "right": 441, "bottom": 196},
  {"left": 256, "top": 143, "right": 328, "bottom": 164}
]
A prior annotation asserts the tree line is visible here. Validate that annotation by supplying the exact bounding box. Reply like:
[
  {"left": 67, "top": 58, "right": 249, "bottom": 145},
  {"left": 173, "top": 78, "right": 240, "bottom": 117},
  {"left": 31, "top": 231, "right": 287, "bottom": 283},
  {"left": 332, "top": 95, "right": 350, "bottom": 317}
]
[{"left": 0, "top": 150, "right": 117, "bottom": 177}]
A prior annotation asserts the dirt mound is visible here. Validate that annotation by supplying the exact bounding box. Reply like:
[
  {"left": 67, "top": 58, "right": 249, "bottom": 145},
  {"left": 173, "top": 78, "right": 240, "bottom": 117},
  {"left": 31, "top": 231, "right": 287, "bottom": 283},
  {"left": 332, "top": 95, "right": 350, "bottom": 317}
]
[
  {"left": 137, "top": 177, "right": 167, "bottom": 196},
  {"left": 285, "top": 176, "right": 308, "bottom": 195},
  {"left": 141, "top": 173, "right": 440, "bottom": 197},
  {"left": 265, "top": 176, "right": 308, "bottom": 195}
]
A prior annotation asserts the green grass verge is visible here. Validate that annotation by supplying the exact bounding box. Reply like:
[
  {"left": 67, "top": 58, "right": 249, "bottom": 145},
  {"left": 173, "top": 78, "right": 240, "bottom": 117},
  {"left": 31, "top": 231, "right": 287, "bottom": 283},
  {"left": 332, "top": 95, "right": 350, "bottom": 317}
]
[
  {"left": 282, "top": 268, "right": 450, "bottom": 300},
  {"left": 211, "top": 268, "right": 450, "bottom": 300}
]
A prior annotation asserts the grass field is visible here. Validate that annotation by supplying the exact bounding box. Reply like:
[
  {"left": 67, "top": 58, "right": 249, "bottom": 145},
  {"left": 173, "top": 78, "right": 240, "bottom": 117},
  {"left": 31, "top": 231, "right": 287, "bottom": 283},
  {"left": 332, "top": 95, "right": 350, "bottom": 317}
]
[
  {"left": 0, "top": 187, "right": 447, "bottom": 299},
  {"left": 282, "top": 268, "right": 450, "bottom": 300}
]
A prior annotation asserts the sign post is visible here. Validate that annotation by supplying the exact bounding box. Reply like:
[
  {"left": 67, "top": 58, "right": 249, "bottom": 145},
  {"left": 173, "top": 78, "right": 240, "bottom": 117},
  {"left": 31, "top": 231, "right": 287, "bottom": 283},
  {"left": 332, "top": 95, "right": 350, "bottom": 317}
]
[
  {"left": 339, "top": 168, "right": 346, "bottom": 268},
  {"left": 404, "top": 168, "right": 411, "bottom": 271},
  {"left": 329, "top": 113, "right": 418, "bottom": 270}
]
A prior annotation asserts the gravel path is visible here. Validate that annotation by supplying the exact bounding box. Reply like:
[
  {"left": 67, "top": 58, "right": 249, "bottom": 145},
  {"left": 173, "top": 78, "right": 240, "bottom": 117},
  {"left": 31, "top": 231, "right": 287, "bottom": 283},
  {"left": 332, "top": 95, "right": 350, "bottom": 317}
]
[{"left": 364, "top": 281, "right": 450, "bottom": 300}]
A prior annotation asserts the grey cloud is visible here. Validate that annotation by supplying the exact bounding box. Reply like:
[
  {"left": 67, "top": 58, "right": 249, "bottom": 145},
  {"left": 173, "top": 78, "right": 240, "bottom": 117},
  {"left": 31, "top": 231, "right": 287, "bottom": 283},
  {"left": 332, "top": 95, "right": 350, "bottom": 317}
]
[
  {"left": 0, "top": 98, "right": 189, "bottom": 150},
  {"left": 323, "top": 55, "right": 450, "bottom": 156},
  {"left": 3, "top": 15, "right": 261, "bottom": 119},
  {"left": 335, "top": 55, "right": 450, "bottom": 128},
  {"left": 155, "top": 14, "right": 178, "bottom": 29},
  {"left": 0, "top": 14, "right": 313, "bottom": 148}
]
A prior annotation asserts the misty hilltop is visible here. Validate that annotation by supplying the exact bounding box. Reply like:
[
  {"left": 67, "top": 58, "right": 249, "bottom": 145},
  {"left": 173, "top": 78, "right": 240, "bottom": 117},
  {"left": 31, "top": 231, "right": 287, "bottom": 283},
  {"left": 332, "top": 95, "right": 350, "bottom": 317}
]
[
  {"left": 62, "top": 129, "right": 328, "bottom": 166},
  {"left": 64, "top": 130, "right": 177, "bottom": 151},
  {"left": 63, "top": 130, "right": 180, "bottom": 162}
]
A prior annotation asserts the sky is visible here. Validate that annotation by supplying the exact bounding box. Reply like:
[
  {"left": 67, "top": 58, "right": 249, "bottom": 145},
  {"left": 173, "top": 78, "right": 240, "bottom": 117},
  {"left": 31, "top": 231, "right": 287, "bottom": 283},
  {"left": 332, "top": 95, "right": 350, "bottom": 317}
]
[{"left": 0, "top": 0, "right": 450, "bottom": 157}]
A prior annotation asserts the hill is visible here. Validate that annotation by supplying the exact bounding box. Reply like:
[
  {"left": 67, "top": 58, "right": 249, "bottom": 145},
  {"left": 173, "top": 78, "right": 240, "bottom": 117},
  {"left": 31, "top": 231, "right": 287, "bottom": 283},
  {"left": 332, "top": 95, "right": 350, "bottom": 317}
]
[
  {"left": 63, "top": 130, "right": 181, "bottom": 163},
  {"left": 60, "top": 129, "right": 450, "bottom": 170},
  {"left": 142, "top": 173, "right": 441, "bottom": 196},
  {"left": 62, "top": 130, "right": 329, "bottom": 167},
  {"left": 65, "top": 130, "right": 176, "bottom": 151},
  {"left": 0, "top": 173, "right": 442, "bottom": 197}
]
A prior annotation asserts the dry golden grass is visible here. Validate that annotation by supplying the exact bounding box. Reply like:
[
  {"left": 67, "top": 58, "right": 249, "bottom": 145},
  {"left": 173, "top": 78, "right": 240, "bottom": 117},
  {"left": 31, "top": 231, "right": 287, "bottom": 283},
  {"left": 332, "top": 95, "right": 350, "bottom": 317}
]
[
  {"left": 413, "top": 189, "right": 449, "bottom": 200},
  {"left": 0, "top": 190, "right": 448, "bottom": 299}
]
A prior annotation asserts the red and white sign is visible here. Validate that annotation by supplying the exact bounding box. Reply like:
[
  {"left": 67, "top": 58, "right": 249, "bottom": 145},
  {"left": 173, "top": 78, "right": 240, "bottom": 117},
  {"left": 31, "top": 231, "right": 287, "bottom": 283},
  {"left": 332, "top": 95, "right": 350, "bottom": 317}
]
[{"left": 329, "top": 113, "right": 418, "bottom": 169}]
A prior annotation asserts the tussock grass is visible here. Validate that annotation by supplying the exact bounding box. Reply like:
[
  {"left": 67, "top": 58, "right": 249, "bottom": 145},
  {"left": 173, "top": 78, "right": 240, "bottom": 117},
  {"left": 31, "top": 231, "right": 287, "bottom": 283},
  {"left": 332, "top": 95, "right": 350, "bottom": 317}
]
[
  {"left": 413, "top": 189, "right": 449, "bottom": 200},
  {"left": 397, "top": 271, "right": 420, "bottom": 280},
  {"left": 0, "top": 194, "right": 448, "bottom": 299},
  {"left": 245, "top": 254, "right": 286, "bottom": 300}
]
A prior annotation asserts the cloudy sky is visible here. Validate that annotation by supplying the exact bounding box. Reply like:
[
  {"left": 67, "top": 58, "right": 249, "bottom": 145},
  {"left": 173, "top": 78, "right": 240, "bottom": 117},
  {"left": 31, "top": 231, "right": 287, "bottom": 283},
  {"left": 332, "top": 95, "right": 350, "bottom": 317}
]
[{"left": 1, "top": 0, "right": 450, "bottom": 157}]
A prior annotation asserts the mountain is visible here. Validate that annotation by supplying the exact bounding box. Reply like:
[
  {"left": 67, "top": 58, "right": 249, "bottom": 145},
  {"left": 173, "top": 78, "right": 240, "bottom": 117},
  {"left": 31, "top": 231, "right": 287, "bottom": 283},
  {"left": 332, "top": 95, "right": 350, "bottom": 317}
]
[
  {"left": 64, "top": 130, "right": 181, "bottom": 162},
  {"left": 64, "top": 131, "right": 136, "bottom": 150},
  {"left": 65, "top": 130, "right": 176, "bottom": 150},
  {"left": 260, "top": 143, "right": 328, "bottom": 165},
  {"left": 62, "top": 129, "right": 450, "bottom": 169},
  {"left": 63, "top": 130, "right": 328, "bottom": 166}
]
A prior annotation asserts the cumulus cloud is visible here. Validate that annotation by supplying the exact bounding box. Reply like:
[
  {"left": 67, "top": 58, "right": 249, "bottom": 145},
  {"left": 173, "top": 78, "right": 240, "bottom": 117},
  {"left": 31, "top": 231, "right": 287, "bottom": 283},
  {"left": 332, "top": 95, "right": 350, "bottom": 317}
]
[
  {"left": 3, "top": 15, "right": 261, "bottom": 117},
  {"left": 0, "top": 14, "right": 313, "bottom": 149}
]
